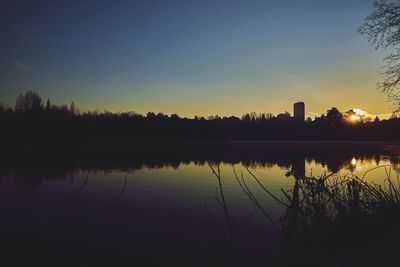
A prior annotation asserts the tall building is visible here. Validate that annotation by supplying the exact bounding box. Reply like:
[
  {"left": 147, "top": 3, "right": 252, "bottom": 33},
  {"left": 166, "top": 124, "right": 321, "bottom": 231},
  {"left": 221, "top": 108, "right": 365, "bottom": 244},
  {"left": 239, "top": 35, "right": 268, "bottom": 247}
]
[{"left": 293, "top": 102, "right": 305, "bottom": 121}]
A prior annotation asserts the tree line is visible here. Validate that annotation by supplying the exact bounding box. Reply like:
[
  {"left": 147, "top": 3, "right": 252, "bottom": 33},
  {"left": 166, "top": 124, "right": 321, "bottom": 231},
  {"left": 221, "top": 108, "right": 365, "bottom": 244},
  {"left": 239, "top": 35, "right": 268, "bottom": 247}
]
[{"left": 1, "top": 91, "right": 400, "bottom": 150}]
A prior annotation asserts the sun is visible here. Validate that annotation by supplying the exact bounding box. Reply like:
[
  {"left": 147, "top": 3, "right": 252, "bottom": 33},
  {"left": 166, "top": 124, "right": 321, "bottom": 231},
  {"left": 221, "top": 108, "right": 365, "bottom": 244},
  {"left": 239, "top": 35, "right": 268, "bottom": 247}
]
[
  {"left": 350, "top": 115, "right": 360, "bottom": 122},
  {"left": 347, "top": 108, "right": 368, "bottom": 123}
]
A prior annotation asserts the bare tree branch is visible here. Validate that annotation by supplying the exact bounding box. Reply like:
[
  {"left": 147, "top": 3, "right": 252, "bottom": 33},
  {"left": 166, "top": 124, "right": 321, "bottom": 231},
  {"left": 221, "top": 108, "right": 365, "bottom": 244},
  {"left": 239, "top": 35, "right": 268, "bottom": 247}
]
[{"left": 359, "top": 0, "right": 400, "bottom": 113}]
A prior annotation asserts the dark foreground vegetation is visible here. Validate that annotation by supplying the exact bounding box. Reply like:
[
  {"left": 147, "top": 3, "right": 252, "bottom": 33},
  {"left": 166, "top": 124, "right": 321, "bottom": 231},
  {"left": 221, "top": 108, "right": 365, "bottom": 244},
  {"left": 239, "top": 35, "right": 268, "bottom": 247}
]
[
  {"left": 278, "top": 168, "right": 400, "bottom": 266},
  {"left": 210, "top": 165, "right": 400, "bottom": 266},
  {"left": 1, "top": 91, "right": 400, "bottom": 150}
]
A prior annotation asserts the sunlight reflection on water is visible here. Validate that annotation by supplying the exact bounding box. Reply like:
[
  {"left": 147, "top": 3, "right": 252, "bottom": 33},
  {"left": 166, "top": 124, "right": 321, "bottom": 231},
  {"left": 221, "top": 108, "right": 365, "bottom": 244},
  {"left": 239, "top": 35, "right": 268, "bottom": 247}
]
[{"left": 0, "top": 146, "right": 399, "bottom": 266}]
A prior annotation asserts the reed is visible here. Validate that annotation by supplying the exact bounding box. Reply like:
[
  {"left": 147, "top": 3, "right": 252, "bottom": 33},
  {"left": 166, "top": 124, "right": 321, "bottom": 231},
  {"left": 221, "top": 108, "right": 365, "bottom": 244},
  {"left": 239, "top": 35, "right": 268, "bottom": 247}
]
[{"left": 275, "top": 165, "right": 400, "bottom": 266}]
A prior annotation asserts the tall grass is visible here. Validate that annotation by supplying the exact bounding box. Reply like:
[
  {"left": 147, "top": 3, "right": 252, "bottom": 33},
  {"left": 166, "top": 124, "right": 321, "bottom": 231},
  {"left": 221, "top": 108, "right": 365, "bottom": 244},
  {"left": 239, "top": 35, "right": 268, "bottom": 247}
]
[
  {"left": 207, "top": 164, "right": 400, "bottom": 265},
  {"left": 276, "top": 165, "right": 400, "bottom": 266}
]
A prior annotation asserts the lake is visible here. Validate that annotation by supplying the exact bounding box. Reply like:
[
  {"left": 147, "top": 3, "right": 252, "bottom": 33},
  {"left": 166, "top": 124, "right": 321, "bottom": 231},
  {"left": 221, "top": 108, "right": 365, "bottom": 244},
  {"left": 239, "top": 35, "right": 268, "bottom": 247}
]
[{"left": 1, "top": 143, "right": 399, "bottom": 266}]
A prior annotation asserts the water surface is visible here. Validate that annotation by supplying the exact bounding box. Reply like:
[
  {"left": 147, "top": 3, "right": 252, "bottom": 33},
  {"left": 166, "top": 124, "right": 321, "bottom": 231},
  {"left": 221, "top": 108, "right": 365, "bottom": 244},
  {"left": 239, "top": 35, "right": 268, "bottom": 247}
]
[{"left": 1, "top": 143, "right": 399, "bottom": 266}]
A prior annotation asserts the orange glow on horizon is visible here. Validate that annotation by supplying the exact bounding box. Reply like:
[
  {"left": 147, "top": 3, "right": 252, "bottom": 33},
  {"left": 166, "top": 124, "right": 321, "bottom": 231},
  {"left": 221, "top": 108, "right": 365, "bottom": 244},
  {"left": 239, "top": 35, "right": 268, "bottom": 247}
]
[
  {"left": 350, "top": 115, "right": 361, "bottom": 122},
  {"left": 347, "top": 108, "right": 368, "bottom": 123}
]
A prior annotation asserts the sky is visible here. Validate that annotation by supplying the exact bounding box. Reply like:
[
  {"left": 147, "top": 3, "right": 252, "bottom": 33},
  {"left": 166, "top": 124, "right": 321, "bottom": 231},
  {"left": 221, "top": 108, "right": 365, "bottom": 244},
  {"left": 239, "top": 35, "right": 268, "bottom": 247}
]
[{"left": 0, "top": 0, "right": 393, "bottom": 118}]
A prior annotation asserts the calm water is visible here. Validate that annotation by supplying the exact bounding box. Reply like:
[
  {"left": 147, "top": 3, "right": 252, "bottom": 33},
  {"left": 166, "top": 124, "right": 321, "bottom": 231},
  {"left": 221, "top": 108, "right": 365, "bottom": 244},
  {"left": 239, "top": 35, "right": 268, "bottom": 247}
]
[{"left": 1, "top": 143, "right": 399, "bottom": 266}]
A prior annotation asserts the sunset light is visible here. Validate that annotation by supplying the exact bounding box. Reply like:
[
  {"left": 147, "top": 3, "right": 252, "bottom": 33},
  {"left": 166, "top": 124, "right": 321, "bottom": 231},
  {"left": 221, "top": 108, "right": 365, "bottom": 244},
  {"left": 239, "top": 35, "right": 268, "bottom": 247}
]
[
  {"left": 3, "top": 1, "right": 400, "bottom": 266},
  {"left": 350, "top": 115, "right": 361, "bottom": 122},
  {"left": 353, "top": 108, "right": 368, "bottom": 116},
  {"left": 347, "top": 108, "right": 369, "bottom": 122}
]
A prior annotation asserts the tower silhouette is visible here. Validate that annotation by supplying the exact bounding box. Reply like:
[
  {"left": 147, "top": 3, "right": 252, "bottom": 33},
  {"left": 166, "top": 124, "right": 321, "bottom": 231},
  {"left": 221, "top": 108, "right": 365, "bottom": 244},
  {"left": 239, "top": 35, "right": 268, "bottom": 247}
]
[{"left": 293, "top": 102, "right": 305, "bottom": 121}]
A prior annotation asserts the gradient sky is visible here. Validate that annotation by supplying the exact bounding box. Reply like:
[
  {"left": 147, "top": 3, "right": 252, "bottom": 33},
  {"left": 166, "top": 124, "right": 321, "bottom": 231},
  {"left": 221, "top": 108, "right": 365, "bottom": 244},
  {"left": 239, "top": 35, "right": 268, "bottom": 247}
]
[{"left": 0, "top": 0, "right": 392, "bottom": 118}]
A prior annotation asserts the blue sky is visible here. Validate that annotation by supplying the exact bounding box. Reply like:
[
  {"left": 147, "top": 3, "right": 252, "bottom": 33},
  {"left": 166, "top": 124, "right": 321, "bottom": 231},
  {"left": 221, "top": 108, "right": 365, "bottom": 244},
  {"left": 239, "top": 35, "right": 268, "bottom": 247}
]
[{"left": 0, "top": 0, "right": 391, "bottom": 117}]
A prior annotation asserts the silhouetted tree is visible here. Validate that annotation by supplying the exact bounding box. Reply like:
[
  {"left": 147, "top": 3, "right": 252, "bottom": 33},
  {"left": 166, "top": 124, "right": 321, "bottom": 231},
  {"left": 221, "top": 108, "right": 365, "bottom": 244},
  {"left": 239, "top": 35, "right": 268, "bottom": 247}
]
[
  {"left": 46, "top": 99, "right": 51, "bottom": 111},
  {"left": 170, "top": 114, "right": 180, "bottom": 120},
  {"left": 265, "top": 112, "right": 274, "bottom": 120},
  {"left": 249, "top": 112, "right": 258, "bottom": 121},
  {"left": 359, "top": 0, "right": 400, "bottom": 112},
  {"left": 70, "top": 101, "right": 76, "bottom": 114},
  {"left": 326, "top": 107, "right": 343, "bottom": 126},
  {"left": 344, "top": 109, "right": 357, "bottom": 122},
  {"left": 277, "top": 112, "right": 291, "bottom": 121},
  {"left": 3, "top": 90, "right": 400, "bottom": 145},
  {"left": 15, "top": 90, "right": 43, "bottom": 112},
  {"left": 241, "top": 113, "right": 251, "bottom": 121},
  {"left": 241, "top": 112, "right": 274, "bottom": 122},
  {"left": 146, "top": 112, "right": 156, "bottom": 119},
  {"left": 208, "top": 115, "right": 221, "bottom": 120},
  {"left": 314, "top": 114, "right": 327, "bottom": 124}
]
